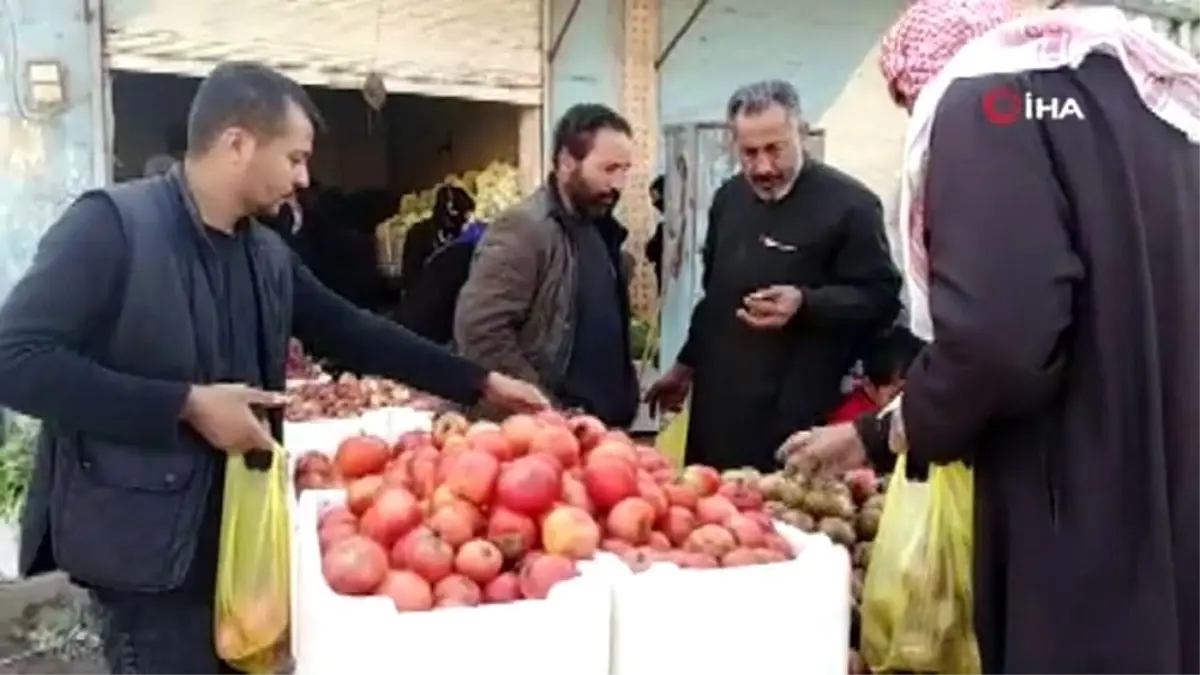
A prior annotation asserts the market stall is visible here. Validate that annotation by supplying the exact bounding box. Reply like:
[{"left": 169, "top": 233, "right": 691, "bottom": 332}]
[{"left": 252, "top": 361, "right": 866, "bottom": 674}]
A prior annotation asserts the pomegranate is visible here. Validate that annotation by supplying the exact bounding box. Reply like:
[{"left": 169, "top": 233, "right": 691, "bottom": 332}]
[
  {"left": 663, "top": 481, "right": 699, "bottom": 510},
  {"left": 482, "top": 572, "right": 522, "bottom": 603},
  {"left": 439, "top": 450, "right": 500, "bottom": 506},
  {"left": 600, "top": 538, "right": 633, "bottom": 554},
  {"left": 560, "top": 475, "right": 595, "bottom": 514},
  {"left": 454, "top": 539, "right": 504, "bottom": 584},
  {"left": 392, "top": 529, "right": 454, "bottom": 583},
  {"left": 529, "top": 425, "right": 582, "bottom": 468},
  {"left": 720, "top": 547, "right": 761, "bottom": 567},
  {"left": 676, "top": 551, "right": 719, "bottom": 569},
  {"left": 318, "top": 504, "right": 356, "bottom": 529},
  {"left": 434, "top": 574, "right": 482, "bottom": 607},
  {"left": 605, "top": 497, "right": 655, "bottom": 545},
  {"left": 743, "top": 510, "right": 775, "bottom": 533},
  {"left": 465, "top": 421, "right": 501, "bottom": 438},
  {"left": 468, "top": 430, "right": 515, "bottom": 462},
  {"left": 432, "top": 412, "right": 469, "bottom": 447},
  {"left": 322, "top": 535, "right": 388, "bottom": 595},
  {"left": 635, "top": 446, "right": 670, "bottom": 471},
  {"left": 680, "top": 465, "right": 721, "bottom": 496},
  {"left": 318, "top": 521, "right": 357, "bottom": 552},
  {"left": 518, "top": 553, "right": 578, "bottom": 600},
  {"left": 526, "top": 451, "right": 565, "bottom": 475},
  {"left": 567, "top": 415, "right": 607, "bottom": 450},
  {"left": 541, "top": 505, "right": 601, "bottom": 559},
  {"left": 661, "top": 506, "right": 697, "bottom": 547},
  {"left": 587, "top": 439, "right": 638, "bottom": 465},
  {"left": 393, "top": 430, "right": 432, "bottom": 454},
  {"left": 684, "top": 524, "right": 737, "bottom": 558},
  {"left": 637, "top": 479, "right": 669, "bottom": 521},
  {"left": 718, "top": 480, "right": 765, "bottom": 511},
  {"left": 296, "top": 451, "right": 333, "bottom": 475},
  {"left": 582, "top": 457, "right": 638, "bottom": 511},
  {"left": 376, "top": 570, "right": 434, "bottom": 611},
  {"left": 764, "top": 533, "right": 796, "bottom": 557},
  {"left": 647, "top": 531, "right": 672, "bottom": 551},
  {"left": 359, "top": 487, "right": 422, "bottom": 547},
  {"left": 724, "top": 512, "right": 767, "bottom": 547},
  {"left": 696, "top": 495, "right": 739, "bottom": 526},
  {"left": 346, "top": 475, "right": 384, "bottom": 516},
  {"left": 495, "top": 457, "right": 562, "bottom": 516},
  {"left": 485, "top": 507, "right": 538, "bottom": 561},
  {"left": 334, "top": 435, "right": 391, "bottom": 479},
  {"left": 754, "top": 547, "right": 789, "bottom": 563},
  {"left": 440, "top": 435, "right": 469, "bottom": 457},
  {"left": 499, "top": 414, "right": 540, "bottom": 455},
  {"left": 408, "top": 455, "right": 438, "bottom": 498},
  {"left": 428, "top": 504, "right": 475, "bottom": 547}
]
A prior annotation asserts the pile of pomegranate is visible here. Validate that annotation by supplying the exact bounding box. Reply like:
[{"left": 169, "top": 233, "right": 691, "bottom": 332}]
[
  {"left": 286, "top": 372, "right": 432, "bottom": 422},
  {"left": 300, "top": 411, "right": 798, "bottom": 613}
]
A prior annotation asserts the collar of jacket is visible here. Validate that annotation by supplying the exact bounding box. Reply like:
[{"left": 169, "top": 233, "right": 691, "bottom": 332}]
[
  {"left": 167, "top": 163, "right": 254, "bottom": 235},
  {"left": 542, "top": 174, "right": 628, "bottom": 247}
]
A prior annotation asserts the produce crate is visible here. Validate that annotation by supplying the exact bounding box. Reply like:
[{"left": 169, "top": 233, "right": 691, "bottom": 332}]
[
  {"left": 284, "top": 408, "right": 433, "bottom": 507},
  {"left": 603, "top": 523, "right": 852, "bottom": 674},
  {"left": 291, "top": 491, "right": 614, "bottom": 675}
]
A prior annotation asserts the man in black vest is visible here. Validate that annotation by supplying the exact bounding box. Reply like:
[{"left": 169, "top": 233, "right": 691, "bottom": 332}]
[{"left": 0, "top": 62, "right": 548, "bottom": 673}]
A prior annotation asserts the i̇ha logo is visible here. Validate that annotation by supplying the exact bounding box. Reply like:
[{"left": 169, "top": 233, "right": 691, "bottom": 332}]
[{"left": 982, "top": 85, "right": 1085, "bottom": 125}]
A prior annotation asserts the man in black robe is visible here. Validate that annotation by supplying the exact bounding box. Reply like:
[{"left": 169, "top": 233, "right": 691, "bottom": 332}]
[
  {"left": 646, "top": 80, "right": 901, "bottom": 471},
  {"left": 783, "top": 4, "right": 1200, "bottom": 671}
]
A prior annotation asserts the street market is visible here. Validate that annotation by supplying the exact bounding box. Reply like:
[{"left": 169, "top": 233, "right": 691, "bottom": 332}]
[{"left": 0, "top": 0, "right": 1196, "bottom": 673}]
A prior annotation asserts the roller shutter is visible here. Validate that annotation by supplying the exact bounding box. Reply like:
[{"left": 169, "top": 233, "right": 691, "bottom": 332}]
[{"left": 102, "top": 0, "right": 543, "bottom": 104}]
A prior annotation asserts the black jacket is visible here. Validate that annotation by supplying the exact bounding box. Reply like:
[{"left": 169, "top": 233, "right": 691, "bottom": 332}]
[{"left": 0, "top": 170, "right": 488, "bottom": 591}]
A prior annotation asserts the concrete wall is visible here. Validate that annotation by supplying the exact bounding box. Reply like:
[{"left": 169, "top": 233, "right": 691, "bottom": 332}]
[
  {"left": 0, "top": 0, "right": 104, "bottom": 301},
  {"left": 546, "top": 0, "right": 624, "bottom": 142},
  {"left": 657, "top": 0, "right": 909, "bottom": 201}
]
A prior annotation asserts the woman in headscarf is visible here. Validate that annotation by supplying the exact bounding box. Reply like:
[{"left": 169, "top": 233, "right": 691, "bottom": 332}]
[{"left": 783, "top": 1, "right": 1200, "bottom": 671}]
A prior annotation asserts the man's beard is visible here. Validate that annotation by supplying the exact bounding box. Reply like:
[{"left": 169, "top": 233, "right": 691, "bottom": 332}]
[
  {"left": 565, "top": 171, "right": 619, "bottom": 217},
  {"left": 747, "top": 157, "right": 803, "bottom": 202}
]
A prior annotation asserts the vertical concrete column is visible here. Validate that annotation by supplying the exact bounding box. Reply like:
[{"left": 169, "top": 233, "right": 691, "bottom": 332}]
[
  {"left": 619, "top": 0, "right": 659, "bottom": 318},
  {"left": 517, "top": 106, "right": 544, "bottom": 194}
]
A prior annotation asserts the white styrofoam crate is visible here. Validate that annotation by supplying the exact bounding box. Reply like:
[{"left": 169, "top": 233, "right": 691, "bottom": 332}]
[
  {"left": 291, "top": 491, "right": 614, "bottom": 675},
  {"left": 283, "top": 406, "right": 433, "bottom": 456},
  {"left": 603, "top": 523, "right": 852, "bottom": 675}
]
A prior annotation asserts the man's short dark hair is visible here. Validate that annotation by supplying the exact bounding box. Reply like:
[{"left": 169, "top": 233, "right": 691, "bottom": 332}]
[
  {"left": 649, "top": 174, "right": 664, "bottom": 196},
  {"left": 187, "top": 62, "right": 325, "bottom": 153},
  {"left": 552, "top": 103, "right": 632, "bottom": 162},
  {"left": 726, "top": 79, "right": 801, "bottom": 121}
]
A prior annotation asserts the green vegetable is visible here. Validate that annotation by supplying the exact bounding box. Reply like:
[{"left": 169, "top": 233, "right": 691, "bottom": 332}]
[
  {"left": 630, "top": 318, "right": 656, "bottom": 362},
  {"left": 0, "top": 414, "right": 37, "bottom": 524}
]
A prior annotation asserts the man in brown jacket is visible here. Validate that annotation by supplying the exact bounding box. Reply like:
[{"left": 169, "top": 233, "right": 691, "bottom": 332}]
[{"left": 455, "top": 104, "right": 640, "bottom": 427}]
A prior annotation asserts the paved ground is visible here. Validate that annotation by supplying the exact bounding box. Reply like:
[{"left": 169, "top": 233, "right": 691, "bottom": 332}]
[{"left": 0, "top": 580, "right": 102, "bottom": 674}]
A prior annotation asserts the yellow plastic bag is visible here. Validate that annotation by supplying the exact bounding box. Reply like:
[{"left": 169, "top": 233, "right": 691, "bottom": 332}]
[
  {"left": 214, "top": 445, "right": 290, "bottom": 674},
  {"left": 861, "top": 454, "right": 979, "bottom": 674},
  {"left": 654, "top": 403, "right": 689, "bottom": 471}
]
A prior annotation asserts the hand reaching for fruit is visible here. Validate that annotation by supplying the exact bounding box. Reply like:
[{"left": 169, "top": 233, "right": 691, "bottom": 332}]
[
  {"left": 182, "top": 383, "right": 287, "bottom": 453},
  {"left": 776, "top": 423, "right": 867, "bottom": 476},
  {"left": 480, "top": 373, "right": 550, "bottom": 414}
]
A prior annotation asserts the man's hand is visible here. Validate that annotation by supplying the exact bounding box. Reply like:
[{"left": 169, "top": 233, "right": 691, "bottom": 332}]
[
  {"left": 738, "top": 285, "right": 803, "bottom": 330},
  {"left": 480, "top": 373, "right": 551, "bottom": 414},
  {"left": 775, "top": 423, "right": 867, "bottom": 476},
  {"left": 181, "top": 383, "right": 287, "bottom": 453},
  {"left": 645, "top": 363, "right": 692, "bottom": 414}
]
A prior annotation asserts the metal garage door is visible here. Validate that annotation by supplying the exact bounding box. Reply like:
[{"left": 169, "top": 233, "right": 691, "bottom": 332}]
[{"left": 102, "top": 0, "right": 543, "bottom": 104}]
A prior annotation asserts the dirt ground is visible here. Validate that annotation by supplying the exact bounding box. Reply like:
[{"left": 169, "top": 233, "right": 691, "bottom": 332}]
[{"left": 0, "top": 586, "right": 103, "bottom": 674}]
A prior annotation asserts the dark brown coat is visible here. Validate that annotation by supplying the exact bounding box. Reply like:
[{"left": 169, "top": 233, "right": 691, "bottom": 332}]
[
  {"left": 901, "top": 55, "right": 1198, "bottom": 673},
  {"left": 454, "top": 186, "right": 633, "bottom": 416}
]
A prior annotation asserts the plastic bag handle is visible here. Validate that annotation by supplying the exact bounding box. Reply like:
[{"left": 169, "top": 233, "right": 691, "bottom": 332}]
[{"left": 242, "top": 444, "right": 284, "bottom": 472}]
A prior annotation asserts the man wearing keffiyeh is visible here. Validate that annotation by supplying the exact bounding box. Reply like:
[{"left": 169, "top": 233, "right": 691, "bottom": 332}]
[{"left": 781, "top": 0, "right": 1200, "bottom": 671}]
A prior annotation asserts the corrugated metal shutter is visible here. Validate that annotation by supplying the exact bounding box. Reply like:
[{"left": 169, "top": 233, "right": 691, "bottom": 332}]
[{"left": 102, "top": 0, "right": 543, "bottom": 104}]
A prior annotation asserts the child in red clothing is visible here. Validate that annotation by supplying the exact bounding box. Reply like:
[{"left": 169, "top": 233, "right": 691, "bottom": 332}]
[{"left": 829, "top": 327, "right": 924, "bottom": 424}]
